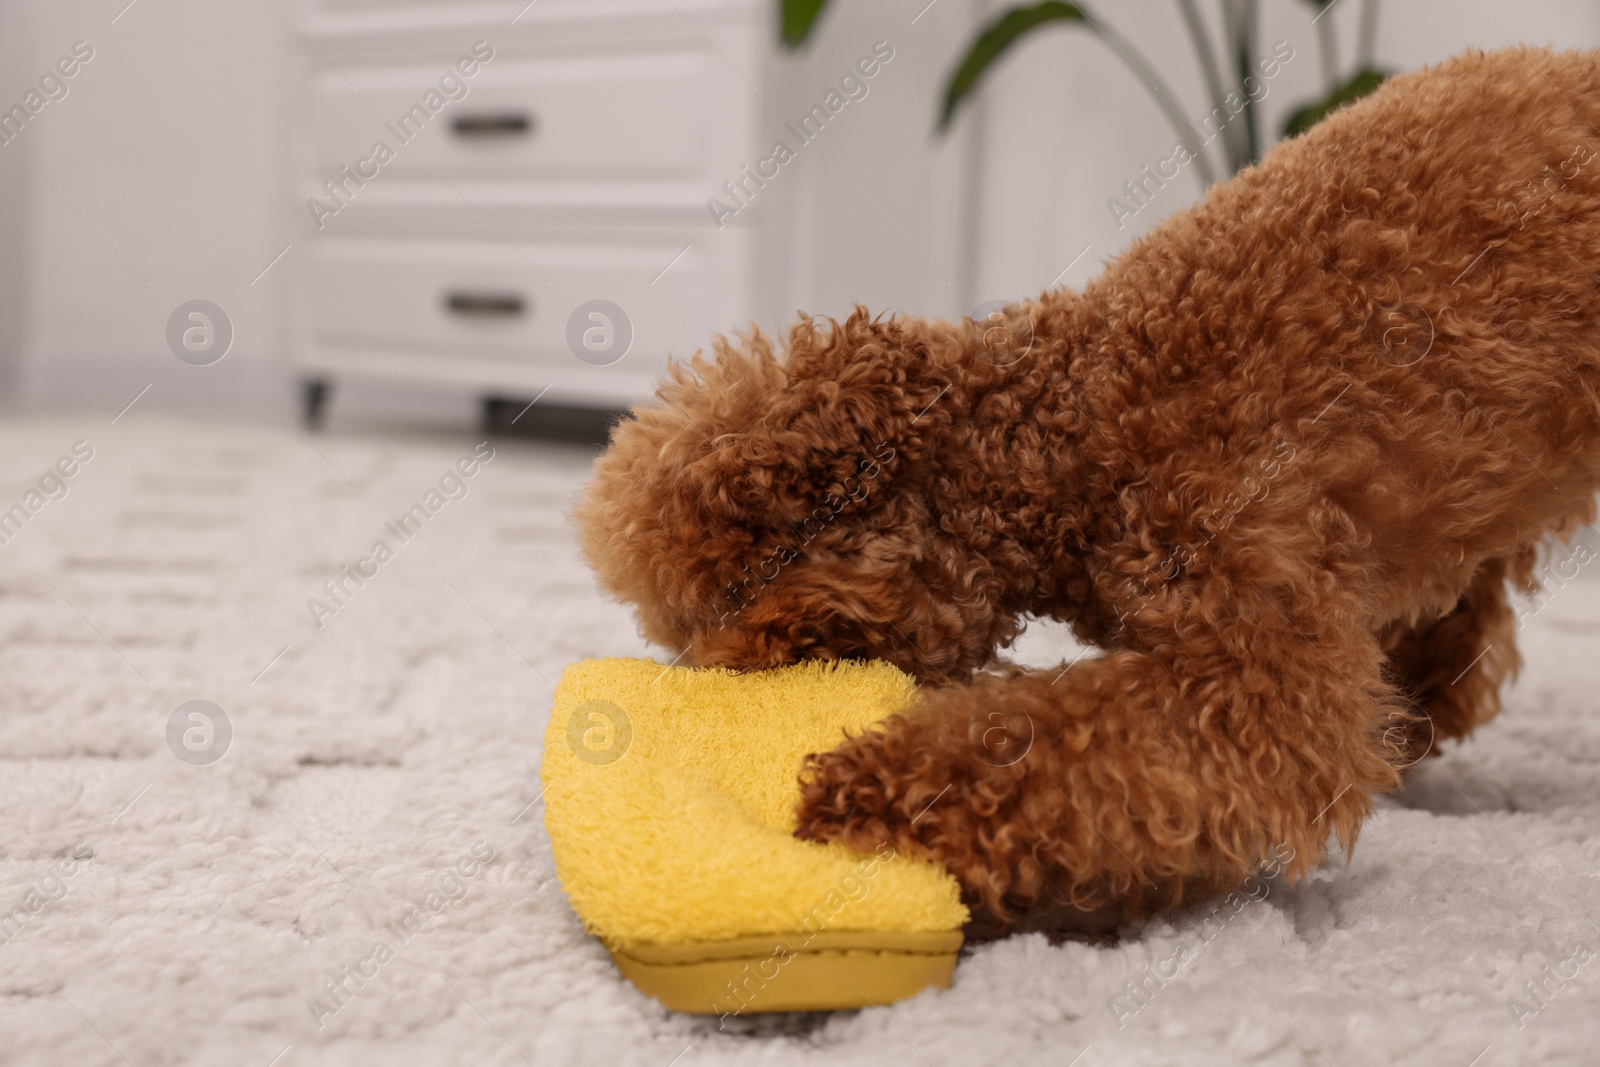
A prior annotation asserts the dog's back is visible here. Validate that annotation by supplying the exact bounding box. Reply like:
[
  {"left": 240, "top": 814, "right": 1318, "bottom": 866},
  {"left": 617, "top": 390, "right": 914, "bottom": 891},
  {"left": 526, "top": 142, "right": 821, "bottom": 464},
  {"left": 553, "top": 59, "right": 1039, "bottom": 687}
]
[{"left": 1074, "top": 47, "right": 1600, "bottom": 620}]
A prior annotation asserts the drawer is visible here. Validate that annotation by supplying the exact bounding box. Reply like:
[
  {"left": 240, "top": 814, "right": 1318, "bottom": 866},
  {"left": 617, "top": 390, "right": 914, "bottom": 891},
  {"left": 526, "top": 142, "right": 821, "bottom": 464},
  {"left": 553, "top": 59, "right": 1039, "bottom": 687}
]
[
  {"left": 292, "top": 342, "right": 669, "bottom": 408},
  {"left": 305, "top": 0, "right": 754, "bottom": 17},
  {"left": 305, "top": 35, "right": 758, "bottom": 192},
  {"left": 302, "top": 230, "right": 753, "bottom": 375}
]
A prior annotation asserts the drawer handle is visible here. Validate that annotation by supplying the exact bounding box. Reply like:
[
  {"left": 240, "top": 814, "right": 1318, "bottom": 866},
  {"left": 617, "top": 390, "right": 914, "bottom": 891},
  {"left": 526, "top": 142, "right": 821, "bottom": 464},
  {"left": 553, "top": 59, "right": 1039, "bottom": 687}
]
[
  {"left": 445, "top": 291, "right": 527, "bottom": 318},
  {"left": 452, "top": 112, "right": 534, "bottom": 138}
]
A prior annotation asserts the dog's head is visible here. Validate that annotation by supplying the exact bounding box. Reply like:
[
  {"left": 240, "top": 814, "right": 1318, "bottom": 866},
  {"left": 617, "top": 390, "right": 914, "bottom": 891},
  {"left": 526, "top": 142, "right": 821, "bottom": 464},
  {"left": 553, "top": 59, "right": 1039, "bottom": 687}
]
[{"left": 576, "top": 310, "right": 1012, "bottom": 684}]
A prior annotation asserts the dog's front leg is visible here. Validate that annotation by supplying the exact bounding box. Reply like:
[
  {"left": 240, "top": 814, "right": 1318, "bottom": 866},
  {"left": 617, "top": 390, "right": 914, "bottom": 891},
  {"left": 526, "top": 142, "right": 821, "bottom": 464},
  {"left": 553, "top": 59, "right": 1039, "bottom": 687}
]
[{"left": 794, "top": 591, "right": 1406, "bottom": 936}]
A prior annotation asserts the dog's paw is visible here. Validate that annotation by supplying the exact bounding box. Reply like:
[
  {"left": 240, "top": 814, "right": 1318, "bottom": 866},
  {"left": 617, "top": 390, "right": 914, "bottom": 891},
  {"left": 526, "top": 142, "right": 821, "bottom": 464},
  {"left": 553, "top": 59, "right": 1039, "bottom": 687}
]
[
  {"left": 793, "top": 727, "right": 925, "bottom": 854},
  {"left": 793, "top": 719, "right": 978, "bottom": 865}
]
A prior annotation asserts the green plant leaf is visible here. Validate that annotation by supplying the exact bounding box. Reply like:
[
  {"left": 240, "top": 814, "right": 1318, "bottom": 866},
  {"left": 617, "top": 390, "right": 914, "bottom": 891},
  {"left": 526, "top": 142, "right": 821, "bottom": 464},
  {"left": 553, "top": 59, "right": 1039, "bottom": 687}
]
[
  {"left": 938, "top": 1, "right": 1088, "bottom": 130},
  {"left": 1282, "top": 68, "right": 1389, "bottom": 137},
  {"left": 780, "top": 0, "right": 831, "bottom": 47}
]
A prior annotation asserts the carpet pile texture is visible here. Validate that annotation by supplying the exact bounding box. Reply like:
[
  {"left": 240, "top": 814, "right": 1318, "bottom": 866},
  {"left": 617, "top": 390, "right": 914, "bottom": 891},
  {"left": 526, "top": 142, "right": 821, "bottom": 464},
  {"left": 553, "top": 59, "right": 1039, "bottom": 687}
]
[{"left": 1, "top": 413, "right": 1597, "bottom": 1066}]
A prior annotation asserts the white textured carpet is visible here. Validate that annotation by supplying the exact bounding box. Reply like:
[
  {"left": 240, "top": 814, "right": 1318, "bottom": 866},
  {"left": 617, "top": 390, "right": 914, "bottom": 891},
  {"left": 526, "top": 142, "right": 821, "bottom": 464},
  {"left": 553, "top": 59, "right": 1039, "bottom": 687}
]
[{"left": 1, "top": 412, "right": 1598, "bottom": 1067}]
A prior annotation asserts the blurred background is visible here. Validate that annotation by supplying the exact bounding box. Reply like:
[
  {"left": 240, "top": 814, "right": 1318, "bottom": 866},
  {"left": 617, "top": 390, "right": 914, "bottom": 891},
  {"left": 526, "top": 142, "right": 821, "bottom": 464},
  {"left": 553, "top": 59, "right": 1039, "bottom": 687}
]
[
  {"left": 1, "top": 0, "right": 1596, "bottom": 434},
  {"left": 5, "top": 3, "right": 1600, "bottom": 1064}
]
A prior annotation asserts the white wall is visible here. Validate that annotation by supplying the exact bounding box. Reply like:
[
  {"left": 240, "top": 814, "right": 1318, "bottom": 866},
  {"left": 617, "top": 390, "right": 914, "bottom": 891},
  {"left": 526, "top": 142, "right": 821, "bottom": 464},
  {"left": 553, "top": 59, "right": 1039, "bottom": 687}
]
[
  {"left": 0, "top": 5, "right": 42, "bottom": 397},
  {"left": 749, "top": 0, "right": 986, "bottom": 326},
  {"left": 1, "top": 0, "right": 288, "bottom": 410},
  {"left": 972, "top": 0, "right": 1600, "bottom": 298},
  {"left": 763, "top": 0, "right": 1600, "bottom": 324},
  {"left": 2, "top": 0, "right": 1598, "bottom": 415}
]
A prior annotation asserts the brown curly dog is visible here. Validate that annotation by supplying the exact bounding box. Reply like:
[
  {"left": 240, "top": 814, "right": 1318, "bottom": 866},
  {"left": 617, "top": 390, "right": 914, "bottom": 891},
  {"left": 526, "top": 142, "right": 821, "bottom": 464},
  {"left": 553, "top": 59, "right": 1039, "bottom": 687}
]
[{"left": 575, "top": 47, "right": 1600, "bottom": 938}]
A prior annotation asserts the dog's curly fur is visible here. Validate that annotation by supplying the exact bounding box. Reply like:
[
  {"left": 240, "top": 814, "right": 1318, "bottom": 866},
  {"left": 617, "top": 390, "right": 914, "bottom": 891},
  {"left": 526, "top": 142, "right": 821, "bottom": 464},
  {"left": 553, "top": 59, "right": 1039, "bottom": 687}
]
[{"left": 576, "top": 48, "right": 1600, "bottom": 937}]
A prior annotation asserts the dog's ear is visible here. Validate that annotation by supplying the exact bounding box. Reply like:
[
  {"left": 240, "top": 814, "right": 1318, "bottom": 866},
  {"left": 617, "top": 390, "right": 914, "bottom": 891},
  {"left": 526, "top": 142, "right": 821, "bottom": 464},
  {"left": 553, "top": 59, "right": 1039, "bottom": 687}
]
[{"left": 686, "top": 310, "right": 953, "bottom": 526}]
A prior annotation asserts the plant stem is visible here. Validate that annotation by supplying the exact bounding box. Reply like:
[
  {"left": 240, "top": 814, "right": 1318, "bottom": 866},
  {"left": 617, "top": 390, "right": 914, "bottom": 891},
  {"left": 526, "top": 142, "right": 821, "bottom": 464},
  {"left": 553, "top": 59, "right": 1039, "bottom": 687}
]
[
  {"left": 1174, "top": 0, "right": 1239, "bottom": 173},
  {"left": 1357, "top": 0, "right": 1379, "bottom": 68},
  {"left": 1234, "top": 0, "right": 1261, "bottom": 166},
  {"left": 1080, "top": 9, "right": 1219, "bottom": 188},
  {"left": 1316, "top": 5, "right": 1340, "bottom": 91}
]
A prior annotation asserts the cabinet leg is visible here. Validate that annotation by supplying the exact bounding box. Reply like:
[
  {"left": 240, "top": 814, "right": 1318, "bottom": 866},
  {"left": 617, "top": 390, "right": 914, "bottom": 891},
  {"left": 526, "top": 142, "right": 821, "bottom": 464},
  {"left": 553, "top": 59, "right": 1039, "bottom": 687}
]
[
  {"left": 483, "top": 393, "right": 617, "bottom": 444},
  {"left": 482, "top": 396, "right": 512, "bottom": 433},
  {"left": 302, "top": 378, "right": 331, "bottom": 431}
]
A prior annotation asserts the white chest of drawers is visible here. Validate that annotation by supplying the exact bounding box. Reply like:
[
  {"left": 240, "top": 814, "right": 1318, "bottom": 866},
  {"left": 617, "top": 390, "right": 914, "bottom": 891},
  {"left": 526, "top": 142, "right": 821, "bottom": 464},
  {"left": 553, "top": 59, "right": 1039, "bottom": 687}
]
[{"left": 284, "top": 0, "right": 765, "bottom": 422}]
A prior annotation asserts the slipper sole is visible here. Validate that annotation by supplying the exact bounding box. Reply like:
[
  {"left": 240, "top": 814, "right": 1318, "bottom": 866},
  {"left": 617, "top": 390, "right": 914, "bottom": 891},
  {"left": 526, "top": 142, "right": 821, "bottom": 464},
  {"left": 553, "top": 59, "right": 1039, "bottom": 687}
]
[{"left": 609, "top": 929, "right": 964, "bottom": 1014}]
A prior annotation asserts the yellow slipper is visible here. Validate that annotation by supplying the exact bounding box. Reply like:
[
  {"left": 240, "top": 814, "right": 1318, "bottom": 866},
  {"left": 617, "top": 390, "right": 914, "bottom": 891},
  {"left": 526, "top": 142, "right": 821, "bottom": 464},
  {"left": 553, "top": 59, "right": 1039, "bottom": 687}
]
[{"left": 542, "top": 657, "right": 967, "bottom": 1016}]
